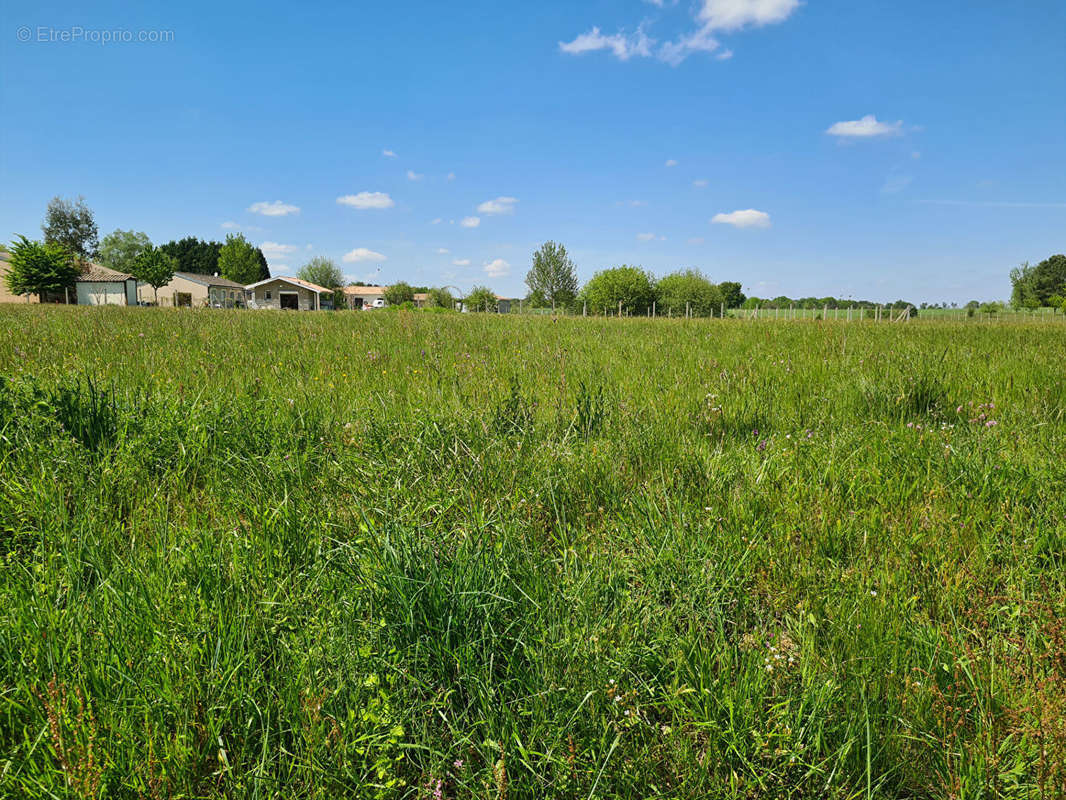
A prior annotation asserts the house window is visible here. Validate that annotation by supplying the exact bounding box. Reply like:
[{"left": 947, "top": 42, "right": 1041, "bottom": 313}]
[{"left": 266, "top": 290, "right": 272, "bottom": 300}]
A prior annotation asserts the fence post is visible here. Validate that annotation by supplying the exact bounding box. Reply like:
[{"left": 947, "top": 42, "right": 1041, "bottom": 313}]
[
  {"left": 583, "top": 301, "right": 587, "bottom": 317},
  {"left": 652, "top": 301, "right": 656, "bottom": 318}
]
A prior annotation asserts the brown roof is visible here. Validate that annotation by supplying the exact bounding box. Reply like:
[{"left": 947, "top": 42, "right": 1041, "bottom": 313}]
[
  {"left": 79, "top": 263, "right": 134, "bottom": 282},
  {"left": 176, "top": 272, "right": 246, "bottom": 289},
  {"left": 343, "top": 285, "right": 387, "bottom": 295}
]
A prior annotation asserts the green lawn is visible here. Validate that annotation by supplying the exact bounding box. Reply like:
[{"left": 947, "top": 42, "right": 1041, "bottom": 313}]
[{"left": 1, "top": 307, "right": 1064, "bottom": 798}]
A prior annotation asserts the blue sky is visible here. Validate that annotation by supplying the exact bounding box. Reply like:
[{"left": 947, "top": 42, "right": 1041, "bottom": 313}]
[{"left": 2, "top": 0, "right": 1064, "bottom": 302}]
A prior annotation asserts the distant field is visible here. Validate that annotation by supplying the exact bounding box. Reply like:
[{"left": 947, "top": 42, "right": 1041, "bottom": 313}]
[{"left": 1, "top": 307, "right": 1064, "bottom": 798}]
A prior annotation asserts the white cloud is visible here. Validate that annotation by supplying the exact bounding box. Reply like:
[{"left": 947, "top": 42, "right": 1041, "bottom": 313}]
[
  {"left": 484, "top": 258, "right": 510, "bottom": 277},
  {"left": 564, "top": 0, "right": 799, "bottom": 65},
  {"left": 220, "top": 221, "right": 239, "bottom": 229},
  {"left": 559, "top": 25, "right": 653, "bottom": 60},
  {"left": 447, "top": 172, "right": 456, "bottom": 181},
  {"left": 695, "top": 0, "right": 800, "bottom": 32},
  {"left": 383, "top": 149, "right": 397, "bottom": 158},
  {"left": 337, "top": 192, "right": 395, "bottom": 210},
  {"left": 693, "top": 179, "right": 708, "bottom": 187},
  {"left": 477, "top": 196, "right": 518, "bottom": 215},
  {"left": 460, "top": 216, "right": 481, "bottom": 228},
  {"left": 665, "top": 159, "right": 678, "bottom": 167},
  {"left": 248, "top": 200, "right": 300, "bottom": 217},
  {"left": 436, "top": 247, "right": 450, "bottom": 254},
  {"left": 343, "top": 247, "right": 387, "bottom": 263},
  {"left": 826, "top": 115, "right": 904, "bottom": 138},
  {"left": 636, "top": 232, "right": 656, "bottom": 241},
  {"left": 407, "top": 169, "right": 423, "bottom": 181},
  {"left": 452, "top": 258, "right": 471, "bottom": 266},
  {"left": 430, "top": 217, "right": 443, "bottom": 225},
  {"left": 259, "top": 241, "right": 299, "bottom": 261},
  {"left": 711, "top": 208, "right": 771, "bottom": 228},
  {"left": 687, "top": 236, "right": 706, "bottom": 244}
]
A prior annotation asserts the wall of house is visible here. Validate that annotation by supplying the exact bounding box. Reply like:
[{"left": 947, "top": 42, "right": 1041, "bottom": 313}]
[
  {"left": 76, "top": 281, "right": 134, "bottom": 306},
  {"left": 0, "top": 256, "right": 39, "bottom": 304},
  {"left": 141, "top": 275, "right": 209, "bottom": 307},
  {"left": 248, "top": 280, "right": 319, "bottom": 310}
]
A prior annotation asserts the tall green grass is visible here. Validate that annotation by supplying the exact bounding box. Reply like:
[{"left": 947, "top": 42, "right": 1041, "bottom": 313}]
[{"left": 1, "top": 306, "right": 1064, "bottom": 798}]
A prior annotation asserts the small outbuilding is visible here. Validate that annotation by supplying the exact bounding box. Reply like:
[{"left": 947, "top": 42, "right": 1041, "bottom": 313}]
[
  {"left": 342, "top": 285, "right": 387, "bottom": 310},
  {"left": 76, "top": 264, "right": 139, "bottom": 306},
  {"left": 246, "top": 276, "right": 332, "bottom": 310}
]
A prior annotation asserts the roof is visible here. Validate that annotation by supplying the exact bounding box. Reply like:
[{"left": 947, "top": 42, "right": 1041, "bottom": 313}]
[
  {"left": 78, "top": 263, "right": 135, "bottom": 282},
  {"left": 343, "top": 285, "right": 387, "bottom": 295},
  {"left": 246, "top": 275, "right": 331, "bottom": 293},
  {"left": 175, "top": 272, "right": 246, "bottom": 289},
  {"left": 413, "top": 292, "right": 429, "bottom": 301}
]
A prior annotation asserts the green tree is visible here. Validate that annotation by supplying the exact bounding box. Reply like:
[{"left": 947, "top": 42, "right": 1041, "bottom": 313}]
[
  {"left": 426, "top": 287, "right": 455, "bottom": 309},
  {"left": 297, "top": 256, "right": 343, "bottom": 289},
  {"left": 1011, "top": 254, "right": 1066, "bottom": 308},
  {"left": 526, "top": 241, "right": 578, "bottom": 311},
  {"left": 132, "top": 246, "right": 178, "bottom": 304},
  {"left": 99, "top": 229, "right": 152, "bottom": 274},
  {"left": 160, "top": 237, "right": 222, "bottom": 275},
  {"left": 217, "top": 233, "right": 262, "bottom": 285},
  {"left": 42, "top": 195, "right": 99, "bottom": 260},
  {"left": 4, "top": 235, "right": 80, "bottom": 301},
  {"left": 578, "top": 266, "right": 657, "bottom": 315},
  {"left": 383, "top": 281, "right": 415, "bottom": 306},
  {"left": 657, "top": 269, "right": 723, "bottom": 316},
  {"left": 465, "top": 285, "right": 497, "bottom": 312},
  {"left": 718, "top": 281, "right": 746, "bottom": 309}
]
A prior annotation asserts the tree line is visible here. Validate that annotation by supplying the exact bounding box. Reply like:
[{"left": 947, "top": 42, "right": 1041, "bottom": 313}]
[{"left": 3, "top": 196, "right": 271, "bottom": 302}]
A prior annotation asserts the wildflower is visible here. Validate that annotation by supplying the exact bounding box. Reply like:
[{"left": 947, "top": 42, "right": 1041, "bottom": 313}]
[
  {"left": 453, "top": 759, "right": 463, "bottom": 769},
  {"left": 870, "top": 589, "right": 877, "bottom": 596},
  {"left": 756, "top": 440, "right": 767, "bottom": 452},
  {"left": 985, "top": 420, "right": 997, "bottom": 428}
]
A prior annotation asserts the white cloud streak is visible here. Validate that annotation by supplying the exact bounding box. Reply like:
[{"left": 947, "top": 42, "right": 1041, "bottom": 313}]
[
  {"left": 484, "top": 258, "right": 510, "bottom": 277},
  {"left": 343, "top": 247, "right": 387, "bottom": 263},
  {"left": 460, "top": 216, "right": 481, "bottom": 228},
  {"left": 826, "top": 115, "right": 904, "bottom": 138},
  {"left": 248, "top": 200, "right": 300, "bottom": 217},
  {"left": 476, "top": 196, "right": 518, "bottom": 215},
  {"left": 337, "top": 192, "right": 395, "bottom": 210},
  {"left": 711, "top": 208, "right": 771, "bottom": 228}
]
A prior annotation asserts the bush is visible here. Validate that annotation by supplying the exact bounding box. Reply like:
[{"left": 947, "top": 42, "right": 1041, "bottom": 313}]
[{"left": 578, "top": 265, "right": 657, "bottom": 315}]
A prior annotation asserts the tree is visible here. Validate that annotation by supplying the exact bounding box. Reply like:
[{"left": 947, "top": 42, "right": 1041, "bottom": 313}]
[
  {"left": 426, "top": 287, "right": 455, "bottom": 309},
  {"left": 42, "top": 196, "right": 99, "bottom": 260},
  {"left": 526, "top": 241, "right": 578, "bottom": 311},
  {"left": 217, "top": 233, "right": 262, "bottom": 285},
  {"left": 718, "top": 281, "right": 746, "bottom": 309},
  {"left": 297, "top": 256, "right": 343, "bottom": 289},
  {"left": 657, "top": 269, "right": 723, "bottom": 316},
  {"left": 132, "top": 246, "right": 177, "bottom": 304},
  {"left": 1011, "top": 254, "right": 1066, "bottom": 308},
  {"left": 4, "top": 235, "right": 80, "bottom": 301},
  {"left": 99, "top": 229, "right": 152, "bottom": 274},
  {"left": 578, "top": 266, "right": 657, "bottom": 315},
  {"left": 160, "top": 237, "right": 223, "bottom": 275},
  {"left": 465, "top": 285, "right": 497, "bottom": 312},
  {"left": 254, "top": 247, "right": 271, "bottom": 281},
  {"left": 383, "top": 281, "right": 415, "bottom": 306}
]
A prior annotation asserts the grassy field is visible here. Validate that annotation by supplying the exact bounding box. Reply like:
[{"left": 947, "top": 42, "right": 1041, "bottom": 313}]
[{"left": 1, "top": 307, "right": 1064, "bottom": 799}]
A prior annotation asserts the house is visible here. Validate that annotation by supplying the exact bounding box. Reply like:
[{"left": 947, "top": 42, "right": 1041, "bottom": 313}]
[
  {"left": 342, "top": 285, "right": 387, "bottom": 310},
  {"left": 140, "top": 272, "right": 248, "bottom": 308},
  {"left": 496, "top": 296, "right": 513, "bottom": 314},
  {"left": 75, "top": 263, "right": 139, "bottom": 306},
  {"left": 246, "top": 276, "right": 332, "bottom": 310},
  {"left": 0, "top": 249, "right": 39, "bottom": 304},
  {"left": 413, "top": 292, "right": 429, "bottom": 308}
]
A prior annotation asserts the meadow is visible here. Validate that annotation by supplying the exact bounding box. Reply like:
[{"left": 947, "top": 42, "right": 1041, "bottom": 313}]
[{"left": 0, "top": 306, "right": 1064, "bottom": 799}]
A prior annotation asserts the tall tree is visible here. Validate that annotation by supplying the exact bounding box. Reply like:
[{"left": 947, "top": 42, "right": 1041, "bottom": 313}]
[
  {"left": 578, "top": 266, "right": 657, "bottom": 315},
  {"left": 42, "top": 195, "right": 99, "bottom": 260},
  {"left": 426, "top": 287, "right": 454, "bottom": 309},
  {"left": 383, "top": 281, "right": 415, "bottom": 306},
  {"left": 465, "top": 285, "right": 497, "bottom": 312},
  {"left": 657, "top": 269, "right": 723, "bottom": 316},
  {"left": 297, "top": 256, "right": 344, "bottom": 289},
  {"left": 526, "top": 241, "right": 578, "bottom": 310},
  {"left": 1011, "top": 254, "right": 1066, "bottom": 307},
  {"left": 132, "top": 246, "right": 178, "bottom": 304},
  {"left": 160, "top": 237, "right": 223, "bottom": 275},
  {"left": 718, "top": 281, "right": 746, "bottom": 309},
  {"left": 99, "top": 229, "right": 152, "bottom": 274},
  {"left": 4, "top": 235, "right": 80, "bottom": 301},
  {"left": 217, "top": 233, "right": 261, "bottom": 285}
]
